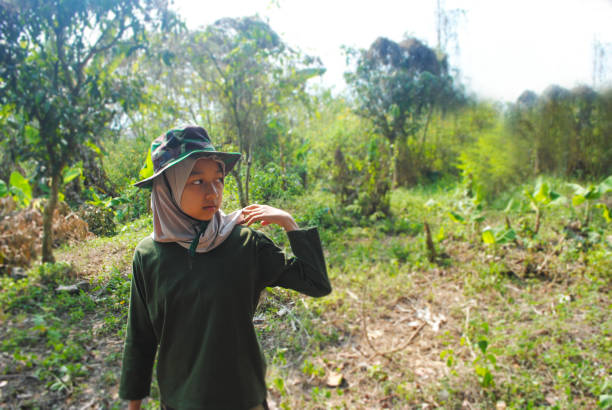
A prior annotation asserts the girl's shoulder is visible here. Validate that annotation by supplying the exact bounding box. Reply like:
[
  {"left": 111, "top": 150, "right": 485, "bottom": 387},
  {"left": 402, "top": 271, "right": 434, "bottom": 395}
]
[
  {"left": 135, "top": 234, "right": 156, "bottom": 254},
  {"left": 230, "top": 224, "right": 276, "bottom": 248}
]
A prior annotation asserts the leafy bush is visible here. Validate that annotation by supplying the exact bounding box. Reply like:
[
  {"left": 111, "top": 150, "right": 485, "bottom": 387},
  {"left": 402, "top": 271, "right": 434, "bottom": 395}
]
[
  {"left": 34, "top": 262, "right": 75, "bottom": 287},
  {"left": 103, "top": 135, "right": 152, "bottom": 190},
  {"left": 458, "top": 126, "right": 525, "bottom": 201},
  {"left": 78, "top": 203, "right": 116, "bottom": 237},
  {"left": 331, "top": 134, "right": 391, "bottom": 217},
  {"left": 113, "top": 185, "right": 150, "bottom": 223},
  {"left": 250, "top": 162, "right": 304, "bottom": 203}
]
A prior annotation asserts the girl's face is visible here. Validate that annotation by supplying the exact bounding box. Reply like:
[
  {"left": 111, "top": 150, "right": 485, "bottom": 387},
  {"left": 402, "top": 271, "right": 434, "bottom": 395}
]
[{"left": 180, "top": 158, "right": 224, "bottom": 221}]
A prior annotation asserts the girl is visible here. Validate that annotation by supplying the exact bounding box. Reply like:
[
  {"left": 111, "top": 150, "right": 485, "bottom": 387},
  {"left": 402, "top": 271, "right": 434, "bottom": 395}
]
[{"left": 119, "top": 126, "right": 331, "bottom": 409}]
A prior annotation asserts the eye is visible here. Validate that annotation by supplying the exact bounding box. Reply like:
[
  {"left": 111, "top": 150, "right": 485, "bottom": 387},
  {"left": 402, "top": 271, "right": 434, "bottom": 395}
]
[{"left": 192, "top": 179, "right": 202, "bottom": 185}]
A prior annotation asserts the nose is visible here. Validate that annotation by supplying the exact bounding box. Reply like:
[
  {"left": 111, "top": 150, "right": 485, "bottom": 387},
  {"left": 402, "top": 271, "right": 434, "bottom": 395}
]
[{"left": 201, "top": 181, "right": 219, "bottom": 198}]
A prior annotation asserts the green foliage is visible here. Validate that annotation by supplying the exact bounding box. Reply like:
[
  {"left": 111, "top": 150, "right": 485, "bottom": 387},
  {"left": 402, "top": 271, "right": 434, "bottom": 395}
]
[
  {"left": 568, "top": 176, "right": 612, "bottom": 225},
  {"left": 458, "top": 125, "right": 524, "bottom": 200},
  {"left": 331, "top": 133, "right": 391, "bottom": 218},
  {"left": 183, "top": 16, "right": 324, "bottom": 206},
  {"left": 250, "top": 163, "right": 304, "bottom": 203},
  {"left": 481, "top": 226, "right": 516, "bottom": 245},
  {"left": 0, "top": 0, "right": 164, "bottom": 261},
  {"left": 62, "top": 163, "right": 82, "bottom": 186},
  {"left": 508, "top": 86, "right": 612, "bottom": 179},
  {"left": 8, "top": 170, "right": 33, "bottom": 207},
  {"left": 0, "top": 179, "right": 7, "bottom": 197},
  {"left": 103, "top": 135, "right": 153, "bottom": 190},
  {"left": 78, "top": 203, "right": 116, "bottom": 237},
  {"left": 345, "top": 36, "right": 463, "bottom": 186}
]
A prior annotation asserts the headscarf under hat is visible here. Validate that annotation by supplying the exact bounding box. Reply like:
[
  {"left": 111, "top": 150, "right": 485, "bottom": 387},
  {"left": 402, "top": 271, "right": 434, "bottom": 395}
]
[{"left": 151, "top": 156, "right": 242, "bottom": 254}]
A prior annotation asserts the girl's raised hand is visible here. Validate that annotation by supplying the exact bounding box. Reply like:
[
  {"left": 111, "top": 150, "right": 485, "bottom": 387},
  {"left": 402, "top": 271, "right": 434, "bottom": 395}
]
[{"left": 241, "top": 204, "right": 299, "bottom": 232}]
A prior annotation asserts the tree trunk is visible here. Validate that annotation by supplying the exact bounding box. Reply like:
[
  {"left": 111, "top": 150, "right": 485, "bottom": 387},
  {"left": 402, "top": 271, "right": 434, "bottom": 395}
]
[
  {"left": 42, "top": 171, "right": 61, "bottom": 263},
  {"left": 244, "top": 144, "right": 252, "bottom": 205},
  {"left": 231, "top": 168, "right": 246, "bottom": 208},
  {"left": 396, "top": 140, "right": 418, "bottom": 186}
]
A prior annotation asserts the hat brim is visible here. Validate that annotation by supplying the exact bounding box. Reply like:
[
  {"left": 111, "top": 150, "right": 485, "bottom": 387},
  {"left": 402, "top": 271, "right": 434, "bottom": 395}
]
[{"left": 133, "top": 150, "right": 242, "bottom": 188}]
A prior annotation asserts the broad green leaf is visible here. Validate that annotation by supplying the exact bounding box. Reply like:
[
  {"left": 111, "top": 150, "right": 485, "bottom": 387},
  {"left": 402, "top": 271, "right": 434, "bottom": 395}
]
[
  {"left": 596, "top": 204, "right": 611, "bottom": 223},
  {"left": 0, "top": 179, "right": 7, "bottom": 197},
  {"left": 572, "top": 195, "right": 586, "bottom": 207},
  {"left": 496, "top": 228, "right": 516, "bottom": 244},
  {"left": 477, "top": 339, "right": 488, "bottom": 354},
  {"left": 472, "top": 215, "right": 485, "bottom": 223},
  {"left": 448, "top": 211, "right": 465, "bottom": 223},
  {"left": 63, "top": 164, "right": 82, "bottom": 185},
  {"left": 584, "top": 185, "right": 601, "bottom": 200},
  {"left": 85, "top": 140, "right": 102, "bottom": 156},
  {"left": 523, "top": 188, "right": 538, "bottom": 211},
  {"left": 549, "top": 190, "right": 561, "bottom": 201},
  {"left": 599, "top": 394, "right": 612, "bottom": 409},
  {"left": 598, "top": 175, "right": 612, "bottom": 193},
  {"left": 482, "top": 228, "right": 496, "bottom": 245},
  {"left": 534, "top": 181, "right": 550, "bottom": 204},
  {"left": 9, "top": 171, "right": 32, "bottom": 206},
  {"left": 568, "top": 183, "right": 588, "bottom": 197},
  {"left": 482, "top": 369, "right": 494, "bottom": 387},
  {"left": 436, "top": 226, "right": 445, "bottom": 242},
  {"left": 139, "top": 146, "right": 154, "bottom": 180}
]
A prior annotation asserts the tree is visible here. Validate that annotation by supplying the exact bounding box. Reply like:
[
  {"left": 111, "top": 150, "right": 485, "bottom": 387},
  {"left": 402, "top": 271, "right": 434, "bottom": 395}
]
[
  {"left": 0, "top": 0, "right": 163, "bottom": 262},
  {"left": 508, "top": 85, "right": 612, "bottom": 179},
  {"left": 345, "top": 36, "right": 461, "bottom": 186},
  {"left": 184, "top": 16, "right": 323, "bottom": 207}
]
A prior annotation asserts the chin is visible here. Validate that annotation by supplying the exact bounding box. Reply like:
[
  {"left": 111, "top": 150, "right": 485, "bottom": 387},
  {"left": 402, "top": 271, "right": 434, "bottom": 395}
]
[{"left": 197, "top": 208, "right": 217, "bottom": 221}]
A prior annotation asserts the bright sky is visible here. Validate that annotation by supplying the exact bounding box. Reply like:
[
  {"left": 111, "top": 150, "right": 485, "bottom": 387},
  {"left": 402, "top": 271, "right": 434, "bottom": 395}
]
[{"left": 172, "top": 0, "right": 612, "bottom": 102}]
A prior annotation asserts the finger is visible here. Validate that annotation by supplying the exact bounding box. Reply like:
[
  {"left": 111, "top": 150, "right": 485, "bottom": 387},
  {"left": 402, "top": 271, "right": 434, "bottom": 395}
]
[{"left": 244, "top": 213, "right": 264, "bottom": 226}]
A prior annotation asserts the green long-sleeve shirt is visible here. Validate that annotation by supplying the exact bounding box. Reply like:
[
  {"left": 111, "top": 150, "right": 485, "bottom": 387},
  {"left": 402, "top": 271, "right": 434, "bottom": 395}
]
[{"left": 119, "top": 225, "right": 331, "bottom": 409}]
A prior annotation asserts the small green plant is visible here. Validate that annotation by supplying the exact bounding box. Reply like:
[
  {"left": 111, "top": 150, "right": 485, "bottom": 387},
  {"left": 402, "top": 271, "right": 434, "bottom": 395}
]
[
  {"left": 472, "top": 338, "right": 496, "bottom": 388},
  {"left": 599, "top": 378, "right": 612, "bottom": 409},
  {"left": 481, "top": 225, "right": 516, "bottom": 246},
  {"left": 523, "top": 178, "right": 564, "bottom": 235},
  {"left": 568, "top": 175, "right": 612, "bottom": 227}
]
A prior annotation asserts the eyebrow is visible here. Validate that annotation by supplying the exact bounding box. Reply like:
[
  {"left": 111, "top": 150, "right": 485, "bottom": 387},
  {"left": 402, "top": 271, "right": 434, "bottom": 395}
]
[{"left": 189, "top": 170, "right": 224, "bottom": 176}]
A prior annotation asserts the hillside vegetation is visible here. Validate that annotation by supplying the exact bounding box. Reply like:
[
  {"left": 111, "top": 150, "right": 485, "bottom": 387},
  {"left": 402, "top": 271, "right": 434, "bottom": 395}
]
[
  {"left": 1, "top": 178, "right": 610, "bottom": 408},
  {"left": 0, "top": 1, "right": 611, "bottom": 408}
]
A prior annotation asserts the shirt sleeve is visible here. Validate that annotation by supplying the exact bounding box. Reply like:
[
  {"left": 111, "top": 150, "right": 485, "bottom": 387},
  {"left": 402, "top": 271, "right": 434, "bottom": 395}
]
[
  {"left": 119, "top": 251, "right": 159, "bottom": 400},
  {"left": 257, "top": 227, "right": 332, "bottom": 297}
]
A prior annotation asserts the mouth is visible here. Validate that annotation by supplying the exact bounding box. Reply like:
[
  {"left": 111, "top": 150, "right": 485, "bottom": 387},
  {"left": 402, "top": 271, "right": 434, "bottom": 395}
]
[{"left": 202, "top": 205, "right": 217, "bottom": 211}]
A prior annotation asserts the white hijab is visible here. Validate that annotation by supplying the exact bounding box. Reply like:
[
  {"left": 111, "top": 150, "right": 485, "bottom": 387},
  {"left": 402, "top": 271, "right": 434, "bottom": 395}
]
[{"left": 150, "top": 156, "right": 242, "bottom": 253}]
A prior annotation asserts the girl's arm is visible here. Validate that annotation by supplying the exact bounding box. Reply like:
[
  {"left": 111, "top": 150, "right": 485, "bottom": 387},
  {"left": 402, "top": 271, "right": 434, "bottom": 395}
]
[
  {"left": 242, "top": 204, "right": 331, "bottom": 297},
  {"left": 241, "top": 204, "right": 299, "bottom": 232}
]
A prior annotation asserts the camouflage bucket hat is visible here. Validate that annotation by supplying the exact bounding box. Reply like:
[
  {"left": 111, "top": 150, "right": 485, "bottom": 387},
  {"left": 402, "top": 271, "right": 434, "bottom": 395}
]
[{"left": 134, "top": 125, "right": 241, "bottom": 188}]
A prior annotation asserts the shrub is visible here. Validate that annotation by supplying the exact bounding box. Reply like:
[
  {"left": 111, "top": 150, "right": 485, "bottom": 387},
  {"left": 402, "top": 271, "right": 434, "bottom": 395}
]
[
  {"left": 331, "top": 135, "right": 391, "bottom": 217},
  {"left": 458, "top": 126, "right": 525, "bottom": 202},
  {"left": 250, "top": 163, "right": 304, "bottom": 203},
  {"left": 78, "top": 203, "right": 116, "bottom": 237}
]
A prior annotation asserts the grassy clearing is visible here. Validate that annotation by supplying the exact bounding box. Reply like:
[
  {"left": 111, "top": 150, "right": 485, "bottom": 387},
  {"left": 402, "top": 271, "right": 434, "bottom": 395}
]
[{"left": 0, "top": 180, "right": 610, "bottom": 408}]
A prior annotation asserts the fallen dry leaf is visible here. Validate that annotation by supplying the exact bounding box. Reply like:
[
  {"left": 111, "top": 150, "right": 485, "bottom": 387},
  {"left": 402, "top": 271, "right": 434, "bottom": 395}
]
[
  {"left": 367, "top": 329, "right": 383, "bottom": 338},
  {"left": 326, "top": 371, "right": 344, "bottom": 387}
]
